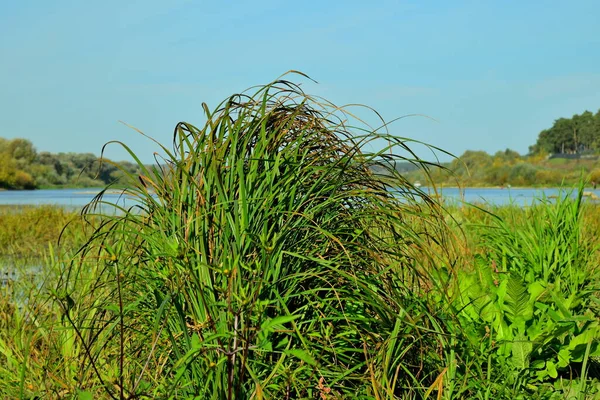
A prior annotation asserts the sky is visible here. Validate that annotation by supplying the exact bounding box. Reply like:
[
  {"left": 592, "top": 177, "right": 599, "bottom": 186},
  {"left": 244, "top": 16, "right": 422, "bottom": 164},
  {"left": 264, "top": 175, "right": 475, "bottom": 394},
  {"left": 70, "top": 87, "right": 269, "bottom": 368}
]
[{"left": 1, "top": 0, "right": 599, "bottom": 163}]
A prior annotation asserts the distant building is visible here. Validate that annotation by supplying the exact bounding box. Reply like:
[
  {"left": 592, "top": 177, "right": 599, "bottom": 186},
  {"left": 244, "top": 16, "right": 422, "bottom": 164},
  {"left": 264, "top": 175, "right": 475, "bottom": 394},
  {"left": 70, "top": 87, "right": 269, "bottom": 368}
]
[{"left": 548, "top": 153, "right": 599, "bottom": 160}]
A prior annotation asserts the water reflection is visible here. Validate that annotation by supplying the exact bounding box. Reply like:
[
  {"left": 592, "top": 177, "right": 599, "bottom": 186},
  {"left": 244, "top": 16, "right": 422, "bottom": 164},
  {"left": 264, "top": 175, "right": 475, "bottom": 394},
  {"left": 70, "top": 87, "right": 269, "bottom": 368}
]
[{"left": 0, "top": 262, "right": 43, "bottom": 316}]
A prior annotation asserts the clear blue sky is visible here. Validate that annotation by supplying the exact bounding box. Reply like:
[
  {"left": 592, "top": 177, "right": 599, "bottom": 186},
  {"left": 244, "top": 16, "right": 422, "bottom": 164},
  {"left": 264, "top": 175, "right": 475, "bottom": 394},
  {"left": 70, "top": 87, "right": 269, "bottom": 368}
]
[{"left": 1, "top": 0, "right": 599, "bottom": 163}]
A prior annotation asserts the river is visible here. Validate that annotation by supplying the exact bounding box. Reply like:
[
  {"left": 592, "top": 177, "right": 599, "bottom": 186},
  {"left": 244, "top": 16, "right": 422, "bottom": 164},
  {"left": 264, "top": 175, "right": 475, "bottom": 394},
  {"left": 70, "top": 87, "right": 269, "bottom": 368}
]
[
  {"left": 0, "top": 188, "right": 135, "bottom": 208},
  {"left": 421, "top": 186, "right": 599, "bottom": 206},
  {"left": 0, "top": 186, "right": 597, "bottom": 208}
]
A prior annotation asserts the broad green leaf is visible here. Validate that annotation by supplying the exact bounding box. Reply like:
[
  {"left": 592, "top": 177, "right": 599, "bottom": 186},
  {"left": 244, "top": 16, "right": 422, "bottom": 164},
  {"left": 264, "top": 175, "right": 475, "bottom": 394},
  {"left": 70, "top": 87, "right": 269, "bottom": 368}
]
[
  {"left": 545, "top": 360, "right": 558, "bottom": 379},
  {"left": 511, "top": 333, "right": 532, "bottom": 370},
  {"left": 531, "top": 359, "right": 545, "bottom": 370},
  {"left": 528, "top": 281, "right": 547, "bottom": 302},
  {"left": 504, "top": 272, "right": 532, "bottom": 322},
  {"left": 557, "top": 348, "right": 572, "bottom": 368},
  {"left": 568, "top": 324, "right": 600, "bottom": 361}
]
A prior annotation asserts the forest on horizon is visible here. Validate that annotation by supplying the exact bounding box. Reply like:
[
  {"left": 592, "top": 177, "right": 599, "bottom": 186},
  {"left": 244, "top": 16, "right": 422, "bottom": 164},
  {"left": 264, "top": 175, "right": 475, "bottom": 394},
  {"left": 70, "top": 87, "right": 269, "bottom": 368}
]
[
  {"left": 2, "top": 109, "right": 600, "bottom": 190},
  {"left": 0, "top": 137, "right": 140, "bottom": 190},
  {"left": 406, "top": 109, "right": 600, "bottom": 187}
]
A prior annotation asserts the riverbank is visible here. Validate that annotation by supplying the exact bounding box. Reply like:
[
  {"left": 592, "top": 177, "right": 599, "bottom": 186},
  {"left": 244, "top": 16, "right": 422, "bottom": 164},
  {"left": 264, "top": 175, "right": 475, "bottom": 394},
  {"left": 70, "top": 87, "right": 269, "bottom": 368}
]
[{"left": 3, "top": 79, "right": 600, "bottom": 397}]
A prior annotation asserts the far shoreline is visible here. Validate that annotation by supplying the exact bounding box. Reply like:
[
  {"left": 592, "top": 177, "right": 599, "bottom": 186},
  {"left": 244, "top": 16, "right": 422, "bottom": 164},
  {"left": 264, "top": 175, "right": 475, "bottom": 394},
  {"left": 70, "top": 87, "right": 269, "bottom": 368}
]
[{"left": 1, "top": 184, "right": 599, "bottom": 192}]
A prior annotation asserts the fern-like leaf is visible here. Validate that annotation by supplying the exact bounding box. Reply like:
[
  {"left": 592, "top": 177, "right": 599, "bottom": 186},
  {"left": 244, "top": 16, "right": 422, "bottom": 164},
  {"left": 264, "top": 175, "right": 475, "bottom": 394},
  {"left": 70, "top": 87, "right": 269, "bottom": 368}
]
[{"left": 504, "top": 272, "right": 531, "bottom": 322}]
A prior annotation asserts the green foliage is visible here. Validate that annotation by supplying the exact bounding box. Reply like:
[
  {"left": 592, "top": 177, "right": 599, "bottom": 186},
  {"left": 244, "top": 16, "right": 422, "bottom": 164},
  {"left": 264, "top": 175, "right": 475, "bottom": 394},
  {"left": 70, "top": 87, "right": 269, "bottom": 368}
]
[
  {"left": 4, "top": 196, "right": 600, "bottom": 398},
  {"left": 407, "top": 149, "right": 599, "bottom": 188},
  {"left": 406, "top": 109, "right": 600, "bottom": 188},
  {"left": 453, "top": 188, "right": 600, "bottom": 397},
  {"left": 508, "top": 163, "right": 539, "bottom": 186},
  {"left": 4, "top": 77, "right": 600, "bottom": 399},
  {"left": 0, "top": 137, "right": 142, "bottom": 189},
  {"left": 531, "top": 110, "right": 600, "bottom": 155},
  {"left": 52, "top": 74, "right": 452, "bottom": 399}
]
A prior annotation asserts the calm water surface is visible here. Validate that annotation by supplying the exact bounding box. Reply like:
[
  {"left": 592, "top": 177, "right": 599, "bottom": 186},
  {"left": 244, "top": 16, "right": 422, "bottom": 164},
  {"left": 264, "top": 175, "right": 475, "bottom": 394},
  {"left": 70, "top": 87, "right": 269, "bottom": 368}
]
[
  {"left": 0, "top": 187, "right": 598, "bottom": 207},
  {"left": 0, "top": 188, "right": 135, "bottom": 208},
  {"left": 426, "top": 187, "right": 600, "bottom": 206}
]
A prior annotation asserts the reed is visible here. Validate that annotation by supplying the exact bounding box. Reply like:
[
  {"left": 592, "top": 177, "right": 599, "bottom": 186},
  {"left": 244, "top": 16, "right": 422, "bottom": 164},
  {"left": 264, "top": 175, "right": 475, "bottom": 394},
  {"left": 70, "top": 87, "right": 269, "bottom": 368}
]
[{"left": 50, "top": 73, "right": 456, "bottom": 398}]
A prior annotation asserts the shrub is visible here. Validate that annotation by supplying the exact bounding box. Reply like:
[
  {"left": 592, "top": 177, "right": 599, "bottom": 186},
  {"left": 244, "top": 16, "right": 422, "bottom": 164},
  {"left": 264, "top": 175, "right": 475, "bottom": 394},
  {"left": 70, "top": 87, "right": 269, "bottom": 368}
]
[
  {"left": 12, "top": 170, "right": 35, "bottom": 189},
  {"left": 509, "top": 162, "right": 539, "bottom": 186}
]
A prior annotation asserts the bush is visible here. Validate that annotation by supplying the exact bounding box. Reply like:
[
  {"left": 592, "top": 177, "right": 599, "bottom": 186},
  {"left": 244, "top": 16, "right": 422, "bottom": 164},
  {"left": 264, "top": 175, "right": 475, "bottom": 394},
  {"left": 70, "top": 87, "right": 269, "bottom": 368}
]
[
  {"left": 535, "top": 169, "right": 563, "bottom": 186},
  {"left": 12, "top": 170, "right": 35, "bottom": 189},
  {"left": 509, "top": 162, "right": 539, "bottom": 186}
]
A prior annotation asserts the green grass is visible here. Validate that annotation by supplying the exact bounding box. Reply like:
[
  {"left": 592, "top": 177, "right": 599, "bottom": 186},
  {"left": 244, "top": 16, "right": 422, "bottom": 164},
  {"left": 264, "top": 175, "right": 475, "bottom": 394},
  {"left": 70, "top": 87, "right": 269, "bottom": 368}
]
[
  {"left": 1, "top": 74, "right": 600, "bottom": 399},
  {"left": 56, "top": 73, "right": 455, "bottom": 399},
  {"left": 0, "top": 205, "right": 83, "bottom": 260}
]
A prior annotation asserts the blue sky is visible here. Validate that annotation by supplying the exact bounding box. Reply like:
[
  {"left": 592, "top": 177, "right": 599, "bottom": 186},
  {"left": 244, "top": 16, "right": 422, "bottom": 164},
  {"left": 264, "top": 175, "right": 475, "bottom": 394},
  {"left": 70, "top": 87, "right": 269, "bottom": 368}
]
[{"left": 1, "top": 0, "right": 599, "bottom": 163}]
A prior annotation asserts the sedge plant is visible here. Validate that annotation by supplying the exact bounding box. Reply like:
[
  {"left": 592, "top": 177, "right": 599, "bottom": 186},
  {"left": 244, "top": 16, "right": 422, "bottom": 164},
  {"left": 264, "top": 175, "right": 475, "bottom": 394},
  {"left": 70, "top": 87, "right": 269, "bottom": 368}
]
[{"left": 53, "top": 73, "right": 458, "bottom": 399}]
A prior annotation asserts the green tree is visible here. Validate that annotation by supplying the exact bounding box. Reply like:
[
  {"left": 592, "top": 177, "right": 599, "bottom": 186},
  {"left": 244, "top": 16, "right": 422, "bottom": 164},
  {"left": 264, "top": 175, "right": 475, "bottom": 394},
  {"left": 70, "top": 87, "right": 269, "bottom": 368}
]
[
  {"left": 532, "top": 110, "right": 600, "bottom": 155},
  {"left": 576, "top": 111, "right": 596, "bottom": 152},
  {"left": 7, "top": 138, "right": 37, "bottom": 163}
]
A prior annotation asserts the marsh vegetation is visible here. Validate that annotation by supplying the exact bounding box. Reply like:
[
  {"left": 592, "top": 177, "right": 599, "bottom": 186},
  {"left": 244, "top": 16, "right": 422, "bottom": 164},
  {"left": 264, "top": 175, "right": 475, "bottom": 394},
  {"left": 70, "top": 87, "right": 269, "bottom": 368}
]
[{"left": 2, "top": 75, "right": 600, "bottom": 399}]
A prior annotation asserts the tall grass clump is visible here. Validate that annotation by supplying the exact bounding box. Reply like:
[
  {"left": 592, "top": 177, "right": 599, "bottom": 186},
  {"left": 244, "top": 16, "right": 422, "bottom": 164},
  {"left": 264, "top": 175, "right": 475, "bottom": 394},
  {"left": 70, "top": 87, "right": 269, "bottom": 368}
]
[{"left": 54, "top": 74, "right": 457, "bottom": 399}]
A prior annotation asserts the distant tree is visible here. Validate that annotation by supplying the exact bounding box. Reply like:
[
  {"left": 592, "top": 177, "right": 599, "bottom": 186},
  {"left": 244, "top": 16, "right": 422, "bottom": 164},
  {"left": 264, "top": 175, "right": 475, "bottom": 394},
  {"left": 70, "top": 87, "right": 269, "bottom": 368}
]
[
  {"left": 532, "top": 110, "right": 600, "bottom": 154},
  {"left": 449, "top": 151, "right": 494, "bottom": 184},
  {"left": 493, "top": 148, "right": 521, "bottom": 164},
  {"left": 13, "top": 170, "right": 35, "bottom": 189},
  {"left": 0, "top": 157, "right": 17, "bottom": 189},
  {"left": 452, "top": 151, "right": 492, "bottom": 172},
  {"left": 0, "top": 155, "right": 35, "bottom": 189},
  {"left": 575, "top": 111, "right": 595, "bottom": 152},
  {"left": 7, "top": 138, "right": 37, "bottom": 163},
  {"left": 509, "top": 163, "right": 539, "bottom": 186},
  {"left": 553, "top": 118, "right": 575, "bottom": 153}
]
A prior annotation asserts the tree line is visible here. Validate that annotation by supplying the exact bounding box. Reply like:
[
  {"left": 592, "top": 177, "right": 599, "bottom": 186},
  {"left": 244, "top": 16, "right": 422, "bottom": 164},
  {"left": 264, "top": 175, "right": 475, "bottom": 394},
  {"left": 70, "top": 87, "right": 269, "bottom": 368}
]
[
  {"left": 530, "top": 109, "right": 600, "bottom": 155},
  {"left": 0, "top": 137, "right": 141, "bottom": 190},
  {"left": 405, "top": 148, "right": 600, "bottom": 187},
  {"left": 401, "top": 108, "right": 600, "bottom": 187},
  {"left": 4, "top": 107, "right": 600, "bottom": 190}
]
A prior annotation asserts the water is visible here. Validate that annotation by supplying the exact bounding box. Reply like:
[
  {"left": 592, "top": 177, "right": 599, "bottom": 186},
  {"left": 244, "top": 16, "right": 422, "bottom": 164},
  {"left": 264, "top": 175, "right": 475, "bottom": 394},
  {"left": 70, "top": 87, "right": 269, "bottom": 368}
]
[
  {"left": 0, "top": 187, "right": 598, "bottom": 208},
  {"left": 425, "top": 187, "right": 600, "bottom": 207},
  {"left": 0, "top": 269, "right": 17, "bottom": 288},
  {"left": 0, "top": 188, "right": 136, "bottom": 209}
]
